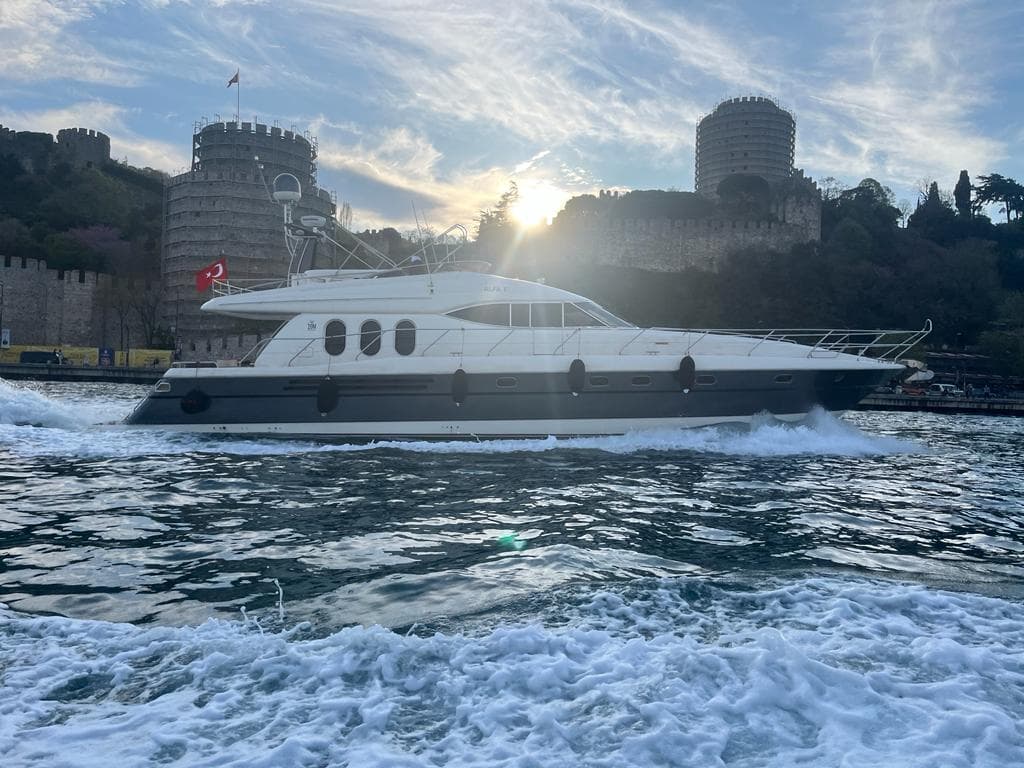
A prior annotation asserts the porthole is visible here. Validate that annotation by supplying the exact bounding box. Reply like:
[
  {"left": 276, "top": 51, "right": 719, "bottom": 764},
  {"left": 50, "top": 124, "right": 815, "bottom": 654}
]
[
  {"left": 395, "top": 320, "right": 416, "bottom": 356},
  {"left": 589, "top": 375, "right": 609, "bottom": 387},
  {"left": 325, "top": 320, "right": 347, "bottom": 356},
  {"left": 496, "top": 377, "right": 518, "bottom": 388},
  {"left": 154, "top": 380, "right": 171, "bottom": 393},
  {"left": 360, "top": 320, "right": 381, "bottom": 356},
  {"left": 631, "top": 376, "right": 652, "bottom": 387},
  {"left": 696, "top": 375, "right": 717, "bottom": 385},
  {"left": 774, "top": 373, "right": 793, "bottom": 384}
]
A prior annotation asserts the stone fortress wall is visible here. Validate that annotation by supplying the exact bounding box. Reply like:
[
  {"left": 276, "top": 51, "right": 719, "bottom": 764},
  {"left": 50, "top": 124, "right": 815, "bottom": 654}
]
[
  {"left": 526, "top": 93, "right": 823, "bottom": 273},
  {"left": 0, "top": 124, "right": 111, "bottom": 172},
  {"left": 56, "top": 127, "right": 112, "bottom": 169},
  {"left": 0, "top": 255, "right": 145, "bottom": 350},
  {"left": 542, "top": 169, "right": 821, "bottom": 272}
]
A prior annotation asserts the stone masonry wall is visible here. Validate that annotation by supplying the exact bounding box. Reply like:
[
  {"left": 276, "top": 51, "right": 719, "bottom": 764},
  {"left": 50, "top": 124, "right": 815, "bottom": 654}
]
[
  {"left": 1, "top": 124, "right": 111, "bottom": 172},
  {"left": 538, "top": 210, "right": 819, "bottom": 272},
  {"left": 0, "top": 255, "right": 145, "bottom": 349}
]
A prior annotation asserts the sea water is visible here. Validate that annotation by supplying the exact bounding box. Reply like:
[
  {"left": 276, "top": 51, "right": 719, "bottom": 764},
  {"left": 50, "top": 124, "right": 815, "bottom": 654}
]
[{"left": 1, "top": 379, "right": 1022, "bottom": 766}]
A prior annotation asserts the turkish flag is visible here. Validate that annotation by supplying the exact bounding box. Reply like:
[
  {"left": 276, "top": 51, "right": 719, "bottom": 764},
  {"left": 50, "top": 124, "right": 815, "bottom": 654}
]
[{"left": 196, "top": 257, "right": 228, "bottom": 292}]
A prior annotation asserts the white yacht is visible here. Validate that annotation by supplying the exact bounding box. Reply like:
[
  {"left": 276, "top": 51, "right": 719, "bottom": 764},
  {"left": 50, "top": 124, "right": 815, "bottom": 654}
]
[{"left": 127, "top": 175, "right": 929, "bottom": 439}]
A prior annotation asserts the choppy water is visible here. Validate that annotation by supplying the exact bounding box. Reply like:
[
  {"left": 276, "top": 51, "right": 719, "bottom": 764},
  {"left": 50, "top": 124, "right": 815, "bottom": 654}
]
[{"left": 1, "top": 379, "right": 1023, "bottom": 766}]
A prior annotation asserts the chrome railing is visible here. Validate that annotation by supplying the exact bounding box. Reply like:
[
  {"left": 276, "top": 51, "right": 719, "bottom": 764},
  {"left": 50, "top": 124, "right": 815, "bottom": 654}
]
[
  {"left": 211, "top": 278, "right": 289, "bottom": 296},
  {"left": 225, "top": 320, "right": 931, "bottom": 369},
  {"left": 650, "top": 320, "right": 933, "bottom": 360}
]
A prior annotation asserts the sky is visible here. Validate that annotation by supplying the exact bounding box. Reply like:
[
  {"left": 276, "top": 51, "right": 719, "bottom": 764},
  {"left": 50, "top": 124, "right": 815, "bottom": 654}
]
[{"left": 1, "top": 0, "right": 1022, "bottom": 232}]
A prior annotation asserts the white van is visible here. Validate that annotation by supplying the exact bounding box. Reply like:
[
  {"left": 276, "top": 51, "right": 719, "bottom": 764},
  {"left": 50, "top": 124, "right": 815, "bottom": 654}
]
[{"left": 929, "top": 383, "right": 963, "bottom": 397}]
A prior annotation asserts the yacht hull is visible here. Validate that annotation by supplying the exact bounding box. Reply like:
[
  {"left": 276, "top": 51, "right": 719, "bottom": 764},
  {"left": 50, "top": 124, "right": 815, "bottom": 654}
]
[{"left": 125, "top": 367, "right": 894, "bottom": 439}]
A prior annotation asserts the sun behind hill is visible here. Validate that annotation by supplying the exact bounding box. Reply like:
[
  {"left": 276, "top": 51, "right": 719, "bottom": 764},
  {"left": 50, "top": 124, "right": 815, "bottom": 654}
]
[{"left": 509, "top": 180, "right": 569, "bottom": 227}]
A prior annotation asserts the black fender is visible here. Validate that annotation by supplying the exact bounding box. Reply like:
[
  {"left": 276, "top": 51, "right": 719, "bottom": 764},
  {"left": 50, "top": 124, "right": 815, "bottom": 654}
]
[
  {"left": 452, "top": 368, "right": 468, "bottom": 405},
  {"left": 568, "top": 359, "right": 586, "bottom": 395},
  {"left": 677, "top": 355, "right": 696, "bottom": 392},
  {"left": 316, "top": 378, "right": 339, "bottom": 415}
]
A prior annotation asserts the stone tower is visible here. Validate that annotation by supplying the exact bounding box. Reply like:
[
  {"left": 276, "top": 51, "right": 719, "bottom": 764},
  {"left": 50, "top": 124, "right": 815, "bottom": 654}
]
[
  {"left": 162, "top": 119, "right": 336, "bottom": 356},
  {"left": 56, "top": 128, "right": 111, "bottom": 169},
  {"left": 694, "top": 96, "right": 796, "bottom": 197}
]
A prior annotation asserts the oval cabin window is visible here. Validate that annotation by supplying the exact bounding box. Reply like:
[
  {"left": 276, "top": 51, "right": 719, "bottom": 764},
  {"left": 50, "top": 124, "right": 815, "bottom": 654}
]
[
  {"left": 395, "top": 320, "right": 416, "bottom": 356},
  {"left": 360, "top": 320, "right": 382, "bottom": 356},
  {"left": 325, "top": 320, "right": 346, "bottom": 356},
  {"left": 631, "top": 376, "right": 652, "bottom": 387}
]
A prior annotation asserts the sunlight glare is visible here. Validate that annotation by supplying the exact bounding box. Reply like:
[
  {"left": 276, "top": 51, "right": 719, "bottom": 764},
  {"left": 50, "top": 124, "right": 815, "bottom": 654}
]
[{"left": 509, "top": 180, "right": 569, "bottom": 227}]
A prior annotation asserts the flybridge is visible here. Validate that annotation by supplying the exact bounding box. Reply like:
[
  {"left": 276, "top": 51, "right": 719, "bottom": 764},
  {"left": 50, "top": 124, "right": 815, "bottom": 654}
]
[{"left": 272, "top": 171, "right": 471, "bottom": 278}]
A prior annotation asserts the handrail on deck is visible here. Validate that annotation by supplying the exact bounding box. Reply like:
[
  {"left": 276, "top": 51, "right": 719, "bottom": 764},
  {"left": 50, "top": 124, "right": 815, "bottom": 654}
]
[{"left": 230, "top": 320, "right": 931, "bottom": 368}]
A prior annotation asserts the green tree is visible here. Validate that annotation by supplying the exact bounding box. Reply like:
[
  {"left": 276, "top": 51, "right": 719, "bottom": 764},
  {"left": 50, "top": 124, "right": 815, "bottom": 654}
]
[
  {"left": 475, "top": 182, "right": 521, "bottom": 272},
  {"left": 907, "top": 182, "right": 958, "bottom": 244},
  {"left": 974, "top": 173, "right": 1024, "bottom": 223},
  {"left": 475, "top": 181, "right": 519, "bottom": 240},
  {"left": 954, "top": 170, "right": 972, "bottom": 217}
]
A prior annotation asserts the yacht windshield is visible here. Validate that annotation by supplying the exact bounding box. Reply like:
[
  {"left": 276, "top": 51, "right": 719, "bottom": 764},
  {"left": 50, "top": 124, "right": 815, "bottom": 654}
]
[{"left": 574, "top": 302, "right": 633, "bottom": 327}]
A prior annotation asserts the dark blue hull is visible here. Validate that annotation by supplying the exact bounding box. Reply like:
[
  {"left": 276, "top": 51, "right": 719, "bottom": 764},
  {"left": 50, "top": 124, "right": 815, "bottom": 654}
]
[{"left": 125, "top": 367, "right": 895, "bottom": 437}]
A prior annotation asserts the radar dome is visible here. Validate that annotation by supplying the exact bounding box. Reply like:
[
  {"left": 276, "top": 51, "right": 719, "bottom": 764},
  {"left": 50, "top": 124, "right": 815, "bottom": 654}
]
[
  {"left": 300, "top": 215, "right": 327, "bottom": 228},
  {"left": 272, "top": 173, "right": 302, "bottom": 203}
]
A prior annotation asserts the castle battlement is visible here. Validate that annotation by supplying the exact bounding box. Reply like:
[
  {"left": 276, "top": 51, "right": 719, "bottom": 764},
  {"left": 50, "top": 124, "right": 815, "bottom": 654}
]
[
  {"left": 2, "top": 254, "right": 104, "bottom": 284},
  {"left": 199, "top": 121, "right": 313, "bottom": 149},
  {"left": 57, "top": 127, "right": 110, "bottom": 142},
  {"left": 0, "top": 123, "right": 111, "bottom": 171}
]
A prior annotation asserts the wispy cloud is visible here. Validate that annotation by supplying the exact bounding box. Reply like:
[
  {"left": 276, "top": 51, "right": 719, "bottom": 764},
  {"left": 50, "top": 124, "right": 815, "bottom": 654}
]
[
  {"left": 1, "top": 0, "right": 1021, "bottom": 228},
  {"left": 314, "top": 124, "right": 520, "bottom": 229},
  {"left": 794, "top": 1, "right": 1012, "bottom": 188},
  {"left": 295, "top": 0, "right": 771, "bottom": 155},
  {"left": 0, "top": 0, "right": 143, "bottom": 86}
]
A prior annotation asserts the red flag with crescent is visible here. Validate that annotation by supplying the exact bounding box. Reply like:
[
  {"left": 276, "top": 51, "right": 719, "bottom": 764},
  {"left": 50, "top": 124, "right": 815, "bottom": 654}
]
[{"left": 196, "top": 257, "right": 228, "bottom": 292}]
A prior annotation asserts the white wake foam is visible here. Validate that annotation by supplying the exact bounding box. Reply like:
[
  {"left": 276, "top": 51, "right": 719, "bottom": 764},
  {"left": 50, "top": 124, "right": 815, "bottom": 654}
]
[
  {"left": 1, "top": 576, "right": 1020, "bottom": 767},
  {"left": 0, "top": 378, "right": 91, "bottom": 428}
]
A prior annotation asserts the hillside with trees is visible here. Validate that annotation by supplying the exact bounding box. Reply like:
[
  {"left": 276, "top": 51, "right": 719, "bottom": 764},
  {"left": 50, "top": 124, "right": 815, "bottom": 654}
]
[{"left": 0, "top": 152, "right": 163, "bottom": 276}]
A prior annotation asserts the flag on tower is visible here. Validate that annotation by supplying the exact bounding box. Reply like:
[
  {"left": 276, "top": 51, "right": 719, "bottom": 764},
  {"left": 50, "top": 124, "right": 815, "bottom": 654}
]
[
  {"left": 196, "top": 257, "right": 228, "bottom": 292},
  {"left": 227, "top": 70, "right": 239, "bottom": 87}
]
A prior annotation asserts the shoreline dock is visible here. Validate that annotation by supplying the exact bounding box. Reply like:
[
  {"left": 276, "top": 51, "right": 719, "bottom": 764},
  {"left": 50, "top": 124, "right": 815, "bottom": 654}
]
[
  {"left": 858, "top": 393, "right": 1024, "bottom": 416},
  {"left": 0, "top": 363, "right": 162, "bottom": 385}
]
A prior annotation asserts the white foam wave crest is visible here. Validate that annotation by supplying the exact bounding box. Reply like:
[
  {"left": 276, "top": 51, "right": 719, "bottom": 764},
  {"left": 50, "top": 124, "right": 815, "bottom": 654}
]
[
  {"left": 1, "top": 577, "right": 1021, "bottom": 767},
  {"left": 0, "top": 378, "right": 93, "bottom": 429}
]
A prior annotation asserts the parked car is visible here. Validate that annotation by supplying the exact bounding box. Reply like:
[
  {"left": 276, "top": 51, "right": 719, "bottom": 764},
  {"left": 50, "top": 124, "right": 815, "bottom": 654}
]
[
  {"left": 898, "top": 384, "right": 928, "bottom": 396},
  {"left": 929, "top": 383, "right": 964, "bottom": 397},
  {"left": 18, "top": 351, "right": 61, "bottom": 365}
]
